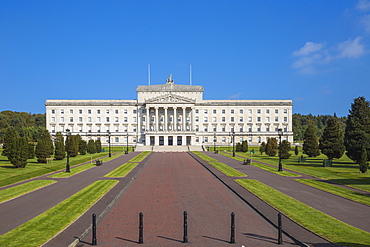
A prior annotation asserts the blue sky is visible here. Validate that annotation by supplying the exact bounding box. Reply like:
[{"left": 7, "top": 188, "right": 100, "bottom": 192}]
[{"left": 1, "top": 0, "right": 369, "bottom": 116}]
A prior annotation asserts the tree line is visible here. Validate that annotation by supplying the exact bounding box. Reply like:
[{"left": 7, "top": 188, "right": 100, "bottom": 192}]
[
  {"left": 259, "top": 96, "right": 370, "bottom": 173},
  {"left": 2, "top": 128, "right": 102, "bottom": 168}
]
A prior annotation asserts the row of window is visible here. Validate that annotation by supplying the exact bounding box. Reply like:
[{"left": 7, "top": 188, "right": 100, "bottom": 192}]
[{"left": 50, "top": 108, "right": 289, "bottom": 115}]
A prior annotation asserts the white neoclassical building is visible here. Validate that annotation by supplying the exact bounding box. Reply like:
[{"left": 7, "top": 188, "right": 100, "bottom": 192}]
[{"left": 45, "top": 75, "right": 293, "bottom": 151}]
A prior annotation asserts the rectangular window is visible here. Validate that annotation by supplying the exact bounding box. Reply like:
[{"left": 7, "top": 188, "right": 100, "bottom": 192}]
[
  {"left": 231, "top": 117, "right": 234, "bottom": 122},
  {"left": 257, "top": 109, "right": 261, "bottom": 114},
  {"left": 115, "top": 137, "right": 119, "bottom": 143},
  {"left": 275, "top": 117, "right": 279, "bottom": 122},
  {"left": 266, "top": 126, "right": 270, "bottom": 132},
  {"left": 195, "top": 125, "right": 199, "bottom": 131},
  {"left": 195, "top": 109, "right": 199, "bottom": 114},
  {"left": 222, "top": 137, "right": 226, "bottom": 143},
  {"left": 115, "top": 117, "right": 119, "bottom": 122},
  {"left": 257, "top": 117, "right": 261, "bottom": 122},
  {"left": 51, "top": 117, "right": 55, "bottom": 122},
  {"left": 106, "top": 109, "right": 110, "bottom": 114},
  {"left": 124, "top": 117, "right": 128, "bottom": 122},
  {"left": 79, "top": 117, "right": 82, "bottom": 122},
  {"left": 231, "top": 109, "right": 234, "bottom": 114},
  {"left": 69, "top": 117, "right": 73, "bottom": 122},
  {"left": 284, "top": 117, "right": 287, "bottom": 122},
  {"left": 70, "top": 109, "right": 73, "bottom": 114},
  {"left": 124, "top": 109, "right": 128, "bottom": 114},
  {"left": 106, "top": 117, "right": 110, "bottom": 122},
  {"left": 142, "top": 109, "right": 146, "bottom": 114},
  {"left": 97, "top": 109, "right": 100, "bottom": 114},
  {"left": 133, "top": 117, "right": 137, "bottom": 122},
  {"left": 222, "top": 126, "right": 226, "bottom": 132},
  {"left": 79, "top": 126, "right": 83, "bottom": 132},
  {"left": 142, "top": 116, "right": 146, "bottom": 122},
  {"left": 213, "top": 109, "right": 217, "bottom": 114},
  {"left": 204, "top": 137, "right": 208, "bottom": 143},
  {"left": 248, "top": 127, "right": 252, "bottom": 132},
  {"left": 204, "top": 109, "right": 208, "bottom": 114},
  {"left": 239, "top": 117, "right": 243, "bottom": 122},
  {"left": 222, "top": 109, "right": 225, "bottom": 114},
  {"left": 213, "top": 126, "right": 217, "bottom": 132},
  {"left": 61, "top": 117, "right": 64, "bottom": 122},
  {"left": 248, "top": 117, "right": 252, "bottom": 122},
  {"left": 284, "top": 109, "right": 288, "bottom": 114},
  {"left": 195, "top": 117, "right": 199, "bottom": 122},
  {"left": 61, "top": 109, "right": 64, "bottom": 114},
  {"left": 248, "top": 109, "right": 252, "bottom": 114},
  {"left": 266, "top": 109, "right": 270, "bottom": 114},
  {"left": 133, "top": 109, "right": 137, "bottom": 114},
  {"left": 240, "top": 109, "right": 243, "bottom": 114},
  {"left": 266, "top": 117, "right": 270, "bottom": 122},
  {"left": 213, "top": 117, "right": 217, "bottom": 122},
  {"left": 79, "top": 109, "right": 82, "bottom": 114},
  {"left": 204, "top": 126, "right": 208, "bottom": 132},
  {"left": 114, "top": 109, "right": 118, "bottom": 114},
  {"left": 275, "top": 109, "right": 279, "bottom": 114},
  {"left": 51, "top": 110, "right": 55, "bottom": 114},
  {"left": 257, "top": 126, "right": 261, "bottom": 132},
  {"left": 204, "top": 117, "right": 208, "bottom": 122},
  {"left": 88, "top": 109, "right": 92, "bottom": 114},
  {"left": 222, "top": 117, "right": 225, "bottom": 122},
  {"left": 239, "top": 127, "right": 243, "bottom": 132},
  {"left": 97, "top": 117, "right": 101, "bottom": 122}
]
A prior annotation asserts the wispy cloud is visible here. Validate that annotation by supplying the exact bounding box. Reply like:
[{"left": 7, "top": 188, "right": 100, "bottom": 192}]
[
  {"left": 356, "top": 0, "right": 370, "bottom": 12},
  {"left": 337, "top": 36, "right": 365, "bottom": 58},
  {"left": 228, "top": 92, "right": 243, "bottom": 99}
]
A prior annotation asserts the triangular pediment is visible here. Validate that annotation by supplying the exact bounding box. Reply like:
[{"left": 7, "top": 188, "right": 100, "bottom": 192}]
[{"left": 145, "top": 93, "right": 195, "bottom": 103}]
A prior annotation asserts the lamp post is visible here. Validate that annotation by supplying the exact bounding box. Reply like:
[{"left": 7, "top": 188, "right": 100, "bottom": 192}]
[
  {"left": 65, "top": 129, "right": 71, "bottom": 173},
  {"left": 230, "top": 131, "right": 235, "bottom": 157},
  {"left": 108, "top": 131, "right": 111, "bottom": 157},
  {"left": 126, "top": 132, "right": 129, "bottom": 154},
  {"left": 278, "top": 128, "right": 283, "bottom": 172},
  {"left": 214, "top": 132, "right": 216, "bottom": 153}
]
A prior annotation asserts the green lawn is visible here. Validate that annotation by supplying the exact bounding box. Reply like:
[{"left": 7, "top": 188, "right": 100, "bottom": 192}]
[
  {"left": 192, "top": 151, "right": 217, "bottom": 162},
  {"left": 250, "top": 152, "right": 370, "bottom": 192},
  {"left": 48, "top": 162, "right": 96, "bottom": 178},
  {"left": 0, "top": 180, "right": 56, "bottom": 203},
  {"left": 104, "top": 163, "right": 139, "bottom": 177},
  {"left": 0, "top": 180, "right": 118, "bottom": 247},
  {"left": 236, "top": 179, "right": 370, "bottom": 246},
  {"left": 208, "top": 161, "right": 246, "bottom": 177},
  {"left": 128, "top": 151, "right": 151, "bottom": 162},
  {"left": 295, "top": 179, "right": 370, "bottom": 206},
  {"left": 0, "top": 151, "right": 108, "bottom": 188}
]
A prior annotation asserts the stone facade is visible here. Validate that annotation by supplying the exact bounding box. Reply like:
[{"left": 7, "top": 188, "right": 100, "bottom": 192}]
[{"left": 45, "top": 75, "right": 293, "bottom": 147}]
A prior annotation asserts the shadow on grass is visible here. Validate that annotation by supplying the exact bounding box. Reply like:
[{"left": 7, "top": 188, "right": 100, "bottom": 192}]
[
  {"left": 335, "top": 243, "right": 370, "bottom": 247},
  {"left": 328, "top": 178, "right": 370, "bottom": 187}
]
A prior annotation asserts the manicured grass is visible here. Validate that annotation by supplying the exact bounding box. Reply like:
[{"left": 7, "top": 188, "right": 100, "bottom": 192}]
[
  {"left": 129, "top": 151, "right": 151, "bottom": 162},
  {"left": 235, "top": 179, "right": 370, "bottom": 246},
  {"left": 192, "top": 151, "right": 217, "bottom": 162},
  {"left": 0, "top": 180, "right": 118, "bottom": 247},
  {"left": 251, "top": 161, "right": 301, "bottom": 177},
  {"left": 0, "top": 180, "right": 56, "bottom": 203},
  {"left": 48, "top": 162, "right": 96, "bottom": 178},
  {"left": 295, "top": 179, "right": 370, "bottom": 206},
  {"left": 0, "top": 152, "right": 108, "bottom": 188},
  {"left": 104, "top": 163, "right": 139, "bottom": 177},
  {"left": 208, "top": 161, "right": 246, "bottom": 177},
  {"left": 219, "top": 151, "right": 245, "bottom": 162},
  {"left": 250, "top": 153, "right": 370, "bottom": 192}
]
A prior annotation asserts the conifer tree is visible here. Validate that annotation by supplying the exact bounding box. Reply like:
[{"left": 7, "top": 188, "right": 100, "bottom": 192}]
[
  {"left": 79, "top": 139, "right": 87, "bottom": 155},
  {"left": 27, "top": 142, "right": 35, "bottom": 159},
  {"left": 54, "top": 132, "right": 65, "bottom": 160},
  {"left": 2, "top": 126, "right": 17, "bottom": 158},
  {"left": 235, "top": 142, "right": 242, "bottom": 152},
  {"left": 266, "top": 138, "right": 278, "bottom": 156},
  {"left": 242, "top": 140, "right": 248, "bottom": 152},
  {"left": 95, "top": 139, "right": 102, "bottom": 153},
  {"left": 87, "top": 139, "right": 96, "bottom": 154},
  {"left": 303, "top": 123, "right": 320, "bottom": 157},
  {"left": 359, "top": 146, "right": 369, "bottom": 173},
  {"left": 8, "top": 136, "right": 28, "bottom": 168},
  {"left": 344, "top": 96, "right": 370, "bottom": 168},
  {"left": 259, "top": 142, "right": 266, "bottom": 154},
  {"left": 67, "top": 135, "right": 79, "bottom": 157},
  {"left": 319, "top": 117, "right": 345, "bottom": 160},
  {"left": 294, "top": 145, "right": 299, "bottom": 156},
  {"left": 35, "top": 129, "right": 53, "bottom": 163},
  {"left": 281, "top": 140, "right": 292, "bottom": 159}
]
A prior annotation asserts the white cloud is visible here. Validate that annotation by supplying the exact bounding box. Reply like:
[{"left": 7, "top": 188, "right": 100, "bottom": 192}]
[
  {"left": 361, "top": 14, "right": 370, "bottom": 33},
  {"left": 337, "top": 36, "right": 365, "bottom": 58},
  {"left": 292, "top": 42, "right": 324, "bottom": 57},
  {"left": 356, "top": 0, "right": 370, "bottom": 12}
]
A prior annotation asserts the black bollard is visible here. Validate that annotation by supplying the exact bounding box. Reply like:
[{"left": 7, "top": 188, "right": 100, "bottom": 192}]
[
  {"left": 278, "top": 212, "right": 283, "bottom": 245},
  {"left": 139, "top": 212, "right": 144, "bottom": 244},
  {"left": 183, "top": 211, "right": 188, "bottom": 243},
  {"left": 230, "top": 212, "right": 235, "bottom": 244},
  {"left": 92, "top": 213, "right": 97, "bottom": 245}
]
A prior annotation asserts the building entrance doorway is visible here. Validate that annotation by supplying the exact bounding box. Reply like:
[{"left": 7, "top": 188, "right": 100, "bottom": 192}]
[
  {"left": 177, "top": 136, "right": 182, "bottom": 145},
  {"left": 150, "top": 136, "right": 155, "bottom": 146},
  {"left": 168, "top": 136, "right": 173, "bottom": 146},
  {"left": 186, "top": 136, "right": 191, "bottom": 145},
  {"left": 159, "top": 136, "right": 164, "bottom": 146}
]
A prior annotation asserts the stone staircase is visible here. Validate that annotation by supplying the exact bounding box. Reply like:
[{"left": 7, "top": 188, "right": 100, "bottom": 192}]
[{"left": 134, "top": 145, "right": 203, "bottom": 152}]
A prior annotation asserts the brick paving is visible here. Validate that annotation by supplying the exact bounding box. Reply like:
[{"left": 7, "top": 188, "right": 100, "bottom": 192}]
[{"left": 80, "top": 152, "right": 297, "bottom": 246}]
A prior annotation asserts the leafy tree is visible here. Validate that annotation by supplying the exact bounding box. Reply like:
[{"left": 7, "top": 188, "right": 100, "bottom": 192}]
[
  {"left": 281, "top": 140, "right": 291, "bottom": 159},
  {"left": 259, "top": 142, "right": 266, "bottom": 154},
  {"left": 266, "top": 138, "right": 278, "bottom": 156},
  {"left": 67, "top": 135, "right": 79, "bottom": 157},
  {"left": 54, "top": 132, "right": 65, "bottom": 160},
  {"left": 87, "top": 139, "right": 96, "bottom": 154},
  {"left": 27, "top": 142, "right": 35, "bottom": 159},
  {"left": 235, "top": 142, "right": 242, "bottom": 152},
  {"left": 303, "top": 123, "right": 320, "bottom": 157},
  {"left": 95, "top": 139, "right": 102, "bottom": 153},
  {"left": 319, "top": 117, "right": 345, "bottom": 160},
  {"left": 35, "top": 129, "right": 53, "bottom": 163},
  {"left": 241, "top": 140, "right": 248, "bottom": 152},
  {"left": 79, "top": 139, "right": 87, "bottom": 155},
  {"left": 8, "top": 136, "right": 28, "bottom": 168},
  {"left": 2, "top": 126, "right": 17, "bottom": 157},
  {"left": 344, "top": 97, "right": 370, "bottom": 168},
  {"left": 359, "top": 146, "right": 369, "bottom": 173},
  {"left": 294, "top": 145, "right": 299, "bottom": 156}
]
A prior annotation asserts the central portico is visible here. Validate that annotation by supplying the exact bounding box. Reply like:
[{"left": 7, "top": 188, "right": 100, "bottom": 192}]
[{"left": 137, "top": 75, "right": 202, "bottom": 149}]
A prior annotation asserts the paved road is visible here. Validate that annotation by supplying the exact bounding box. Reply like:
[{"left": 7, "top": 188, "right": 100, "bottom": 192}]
[{"left": 80, "top": 152, "right": 299, "bottom": 246}]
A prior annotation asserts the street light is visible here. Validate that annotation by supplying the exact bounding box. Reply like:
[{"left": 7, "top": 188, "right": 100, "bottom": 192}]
[
  {"left": 65, "top": 129, "right": 71, "bottom": 173},
  {"left": 126, "top": 132, "right": 129, "bottom": 154},
  {"left": 214, "top": 132, "right": 216, "bottom": 153},
  {"left": 230, "top": 131, "right": 235, "bottom": 157},
  {"left": 108, "top": 131, "right": 111, "bottom": 157},
  {"left": 278, "top": 128, "right": 283, "bottom": 172}
]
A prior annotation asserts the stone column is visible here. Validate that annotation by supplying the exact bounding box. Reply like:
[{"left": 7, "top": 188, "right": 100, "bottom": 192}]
[
  {"left": 191, "top": 107, "right": 195, "bottom": 132},
  {"left": 182, "top": 107, "right": 186, "bottom": 132},
  {"left": 155, "top": 106, "right": 159, "bottom": 132},
  {"left": 164, "top": 106, "right": 168, "bottom": 132},
  {"left": 146, "top": 106, "right": 149, "bottom": 131},
  {"left": 173, "top": 106, "right": 177, "bottom": 131}
]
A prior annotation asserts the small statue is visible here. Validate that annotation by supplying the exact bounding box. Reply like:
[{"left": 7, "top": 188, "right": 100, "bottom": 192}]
[{"left": 166, "top": 74, "right": 174, "bottom": 84}]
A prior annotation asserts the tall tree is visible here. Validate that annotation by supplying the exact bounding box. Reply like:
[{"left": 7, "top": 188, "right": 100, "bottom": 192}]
[
  {"left": 2, "top": 126, "right": 17, "bottom": 158},
  {"left": 8, "top": 136, "right": 28, "bottom": 168},
  {"left": 344, "top": 97, "right": 370, "bottom": 170},
  {"left": 266, "top": 138, "right": 278, "bottom": 156},
  {"left": 27, "top": 142, "right": 35, "bottom": 159},
  {"left": 303, "top": 123, "right": 320, "bottom": 157},
  {"left": 95, "top": 139, "right": 102, "bottom": 153},
  {"left": 294, "top": 145, "right": 299, "bottom": 156},
  {"left": 359, "top": 146, "right": 369, "bottom": 173},
  {"left": 259, "top": 142, "right": 266, "bottom": 154},
  {"left": 54, "top": 132, "right": 65, "bottom": 160},
  {"left": 319, "top": 117, "right": 345, "bottom": 160},
  {"left": 87, "top": 139, "right": 96, "bottom": 154},
  {"left": 67, "top": 135, "right": 79, "bottom": 157},
  {"left": 79, "top": 139, "right": 87, "bottom": 155},
  {"left": 241, "top": 140, "right": 248, "bottom": 153},
  {"left": 281, "top": 140, "right": 292, "bottom": 159},
  {"left": 35, "top": 129, "right": 53, "bottom": 163}
]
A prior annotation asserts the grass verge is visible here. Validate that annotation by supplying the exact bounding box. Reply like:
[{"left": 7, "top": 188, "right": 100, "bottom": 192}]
[
  {"left": 235, "top": 179, "right": 370, "bottom": 246},
  {"left": 0, "top": 180, "right": 118, "bottom": 247},
  {"left": 129, "top": 151, "right": 151, "bottom": 162},
  {"left": 295, "top": 179, "right": 370, "bottom": 206},
  {"left": 48, "top": 162, "right": 96, "bottom": 178},
  {"left": 192, "top": 151, "right": 217, "bottom": 162},
  {"left": 209, "top": 162, "right": 246, "bottom": 177},
  {"left": 219, "top": 151, "right": 245, "bottom": 162},
  {"left": 0, "top": 180, "right": 56, "bottom": 203},
  {"left": 251, "top": 162, "right": 301, "bottom": 177},
  {"left": 104, "top": 163, "right": 139, "bottom": 178}
]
